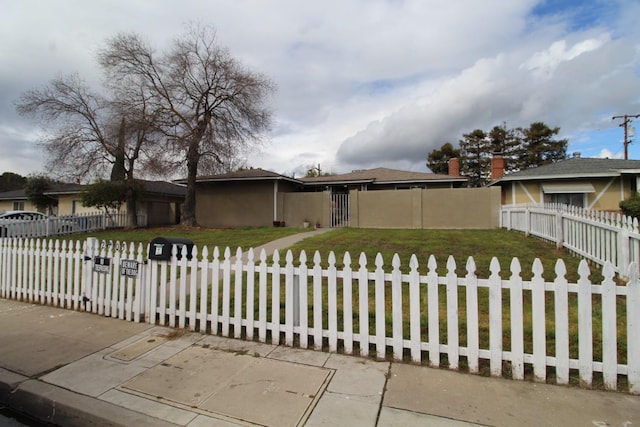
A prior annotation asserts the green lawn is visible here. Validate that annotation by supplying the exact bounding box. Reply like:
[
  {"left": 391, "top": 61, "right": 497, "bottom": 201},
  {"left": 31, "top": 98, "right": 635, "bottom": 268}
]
[
  {"left": 66, "top": 226, "right": 602, "bottom": 282},
  {"left": 62, "top": 225, "right": 303, "bottom": 252},
  {"left": 286, "top": 228, "right": 603, "bottom": 282},
  {"left": 61, "top": 225, "right": 625, "bottom": 387}
]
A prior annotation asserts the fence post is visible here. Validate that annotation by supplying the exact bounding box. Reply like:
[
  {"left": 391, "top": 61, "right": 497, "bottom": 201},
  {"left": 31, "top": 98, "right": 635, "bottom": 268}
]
[
  {"left": 555, "top": 210, "right": 563, "bottom": 250},
  {"left": 525, "top": 207, "right": 530, "bottom": 237},
  {"left": 82, "top": 237, "right": 98, "bottom": 311},
  {"left": 618, "top": 228, "right": 630, "bottom": 279}
]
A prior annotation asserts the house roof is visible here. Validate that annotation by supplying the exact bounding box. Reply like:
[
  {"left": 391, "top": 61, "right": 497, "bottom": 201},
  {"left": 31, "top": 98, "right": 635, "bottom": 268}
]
[
  {"left": 491, "top": 157, "right": 640, "bottom": 183},
  {"left": 300, "top": 167, "right": 467, "bottom": 186},
  {"left": 137, "top": 180, "right": 186, "bottom": 197},
  {"left": 0, "top": 180, "right": 186, "bottom": 200},
  {"left": 0, "top": 189, "right": 28, "bottom": 200},
  {"left": 176, "top": 168, "right": 302, "bottom": 185},
  {"left": 43, "top": 183, "right": 87, "bottom": 195}
]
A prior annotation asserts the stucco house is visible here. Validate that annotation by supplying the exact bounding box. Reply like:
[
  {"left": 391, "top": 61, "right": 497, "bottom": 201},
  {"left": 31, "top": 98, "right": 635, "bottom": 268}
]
[
  {"left": 0, "top": 180, "right": 186, "bottom": 226},
  {"left": 300, "top": 167, "right": 467, "bottom": 192},
  {"left": 488, "top": 155, "right": 640, "bottom": 211},
  {"left": 178, "top": 167, "right": 473, "bottom": 228}
]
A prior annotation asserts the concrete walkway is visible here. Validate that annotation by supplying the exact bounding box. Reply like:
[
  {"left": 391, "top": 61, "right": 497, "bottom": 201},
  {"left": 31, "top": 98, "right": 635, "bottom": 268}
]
[
  {"left": 1, "top": 299, "right": 639, "bottom": 426},
  {"left": 1, "top": 229, "right": 639, "bottom": 426},
  {"left": 240, "top": 228, "right": 333, "bottom": 259}
]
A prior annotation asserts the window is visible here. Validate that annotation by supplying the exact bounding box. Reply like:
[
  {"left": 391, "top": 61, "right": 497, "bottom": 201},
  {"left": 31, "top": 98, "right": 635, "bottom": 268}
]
[
  {"left": 12, "top": 201, "right": 24, "bottom": 211},
  {"left": 541, "top": 182, "right": 593, "bottom": 208},
  {"left": 543, "top": 193, "right": 585, "bottom": 208}
]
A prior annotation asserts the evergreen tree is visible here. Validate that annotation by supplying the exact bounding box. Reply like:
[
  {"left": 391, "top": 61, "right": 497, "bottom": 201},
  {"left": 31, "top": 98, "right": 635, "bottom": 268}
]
[
  {"left": 426, "top": 121, "right": 567, "bottom": 186},
  {"left": 459, "top": 129, "right": 491, "bottom": 187},
  {"left": 0, "top": 172, "right": 26, "bottom": 192},
  {"left": 426, "top": 142, "right": 461, "bottom": 174},
  {"left": 488, "top": 123, "right": 521, "bottom": 173},
  {"left": 516, "top": 122, "right": 567, "bottom": 170},
  {"left": 24, "top": 175, "right": 57, "bottom": 214}
]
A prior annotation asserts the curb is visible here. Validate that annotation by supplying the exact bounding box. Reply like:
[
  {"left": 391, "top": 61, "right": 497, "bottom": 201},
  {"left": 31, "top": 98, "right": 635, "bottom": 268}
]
[{"left": 0, "top": 370, "right": 179, "bottom": 427}]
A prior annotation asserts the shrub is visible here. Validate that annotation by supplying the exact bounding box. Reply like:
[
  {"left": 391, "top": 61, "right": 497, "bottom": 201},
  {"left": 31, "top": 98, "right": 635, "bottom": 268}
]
[{"left": 619, "top": 193, "right": 640, "bottom": 218}]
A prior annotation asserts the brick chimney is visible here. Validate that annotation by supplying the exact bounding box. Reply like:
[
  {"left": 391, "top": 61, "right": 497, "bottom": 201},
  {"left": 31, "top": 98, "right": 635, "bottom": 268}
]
[
  {"left": 491, "top": 155, "right": 505, "bottom": 180},
  {"left": 448, "top": 158, "right": 460, "bottom": 177}
]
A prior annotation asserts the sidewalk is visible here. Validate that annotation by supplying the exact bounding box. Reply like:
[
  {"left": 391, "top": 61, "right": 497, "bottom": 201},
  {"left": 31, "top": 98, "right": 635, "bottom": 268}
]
[
  {"left": 1, "top": 228, "right": 640, "bottom": 426},
  {"left": 1, "top": 299, "right": 639, "bottom": 427}
]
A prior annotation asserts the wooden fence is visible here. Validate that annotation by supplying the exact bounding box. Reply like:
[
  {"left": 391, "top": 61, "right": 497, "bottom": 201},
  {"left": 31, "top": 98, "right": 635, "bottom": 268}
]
[
  {"left": 501, "top": 204, "right": 640, "bottom": 276},
  {"left": 0, "top": 237, "right": 638, "bottom": 394}
]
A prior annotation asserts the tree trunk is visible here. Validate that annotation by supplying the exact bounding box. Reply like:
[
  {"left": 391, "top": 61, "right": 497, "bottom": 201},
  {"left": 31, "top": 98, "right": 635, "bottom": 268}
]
[
  {"left": 110, "top": 117, "right": 127, "bottom": 181},
  {"left": 181, "top": 138, "right": 200, "bottom": 227},
  {"left": 125, "top": 182, "right": 138, "bottom": 229}
]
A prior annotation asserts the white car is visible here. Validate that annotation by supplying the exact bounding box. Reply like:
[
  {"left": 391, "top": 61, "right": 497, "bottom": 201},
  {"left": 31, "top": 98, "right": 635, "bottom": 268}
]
[{"left": 0, "top": 210, "right": 48, "bottom": 221}]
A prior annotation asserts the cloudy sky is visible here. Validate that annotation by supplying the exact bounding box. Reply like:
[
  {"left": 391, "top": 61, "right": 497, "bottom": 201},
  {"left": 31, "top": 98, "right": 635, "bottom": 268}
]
[{"left": 1, "top": 0, "right": 639, "bottom": 179}]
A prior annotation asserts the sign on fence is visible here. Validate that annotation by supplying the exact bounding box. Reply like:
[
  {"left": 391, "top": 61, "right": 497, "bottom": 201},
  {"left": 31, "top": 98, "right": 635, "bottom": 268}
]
[
  {"left": 120, "top": 259, "right": 139, "bottom": 277},
  {"left": 93, "top": 256, "right": 111, "bottom": 274}
]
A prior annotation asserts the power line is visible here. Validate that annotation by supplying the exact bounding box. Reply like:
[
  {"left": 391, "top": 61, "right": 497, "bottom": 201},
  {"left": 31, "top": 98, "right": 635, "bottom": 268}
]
[{"left": 612, "top": 114, "right": 640, "bottom": 159}]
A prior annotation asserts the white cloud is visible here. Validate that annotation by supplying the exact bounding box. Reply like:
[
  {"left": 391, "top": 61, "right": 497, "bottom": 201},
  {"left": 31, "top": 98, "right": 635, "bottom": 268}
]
[
  {"left": 1, "top": 0, "right": 639, "bottom": 178},
  {"left": 597, "top": 149, "right": 624, "bottom": 159},
  {"left": 522, "top": 36, "right": 609, "bottom": 79}
]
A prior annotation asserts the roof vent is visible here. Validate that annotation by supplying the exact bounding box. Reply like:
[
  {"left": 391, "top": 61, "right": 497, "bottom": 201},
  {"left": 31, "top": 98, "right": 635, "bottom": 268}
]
[{"left": 573, "top": 152, "right": 581, "bottom": 158}]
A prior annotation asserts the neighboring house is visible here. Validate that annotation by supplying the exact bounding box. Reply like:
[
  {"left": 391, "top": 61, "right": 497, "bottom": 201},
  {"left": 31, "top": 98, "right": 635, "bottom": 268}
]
[
  {"left": 0, "top": 180, "right": 186, "bottom": 226},
  {"left": 177, "top": 167, "right": 470, "bottom": 228},
  {"left": 0, "top": 189, "right": 34, "bottom": 212},
  {"left": 488, "top": 155, "right": 640, "bottom": 211},
  {"left": 134, "top": 180, "right": 187, "bottom": 226},
  {"left": 300, "top": 167, "right": 467, "bottom": 191},
  {"left": 176, "top": 168, "right": 302, "bottom": 228}
]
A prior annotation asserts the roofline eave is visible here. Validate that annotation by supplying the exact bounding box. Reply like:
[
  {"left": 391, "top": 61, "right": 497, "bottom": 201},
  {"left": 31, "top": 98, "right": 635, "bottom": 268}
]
[
  {"left": 496, "top": 171, "right": 622, "bottom": 183},
  {"left": 181, "top": 176, "right": 303, "bottom": 185}
]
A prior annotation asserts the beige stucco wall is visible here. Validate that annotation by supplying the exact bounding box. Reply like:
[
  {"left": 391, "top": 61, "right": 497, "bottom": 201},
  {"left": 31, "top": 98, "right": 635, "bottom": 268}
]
[
  {"left": 424, "top": 187, "right": 500, "bottom": 228},
  {"left": 195, "top": 183, "right": 500, "bottom": 229},
  {"left": 195, "top": 180, "right": 299, "bottom": 228},
  {"left": 281, "top": 191, "right": 331, "bottom": 228},
  {"left": 351, "top": 189, "right": 417, "bottom": 228},
  {"left": 57, "top": 195, "right": 103, "bottom": 216},
  {"left": 0, "top": 200, "right": 36, "bottom": 212},
  {"left": 587, "top": 177, "right": 629, "bottom": 211},
  {"left": 501, "top": 176, "right": 632, "bottom": 211},
  {"left": 350, "top": 187, "right": 500, "bottom": 229}
]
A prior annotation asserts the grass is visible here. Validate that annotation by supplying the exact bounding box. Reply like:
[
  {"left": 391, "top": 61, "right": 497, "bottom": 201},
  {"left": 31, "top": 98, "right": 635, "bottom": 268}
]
[
  {"left": 286, "top": 228, "right": 604, "bottom": 282},
  {"left": 59, "top": 225, "right": 304, "bottom": 252},
  {"left": 64, "top": 226, "right": 605, "bottom": 281},
  {"left": 57, "top": 225, "right": 628, "bottom": 389}
]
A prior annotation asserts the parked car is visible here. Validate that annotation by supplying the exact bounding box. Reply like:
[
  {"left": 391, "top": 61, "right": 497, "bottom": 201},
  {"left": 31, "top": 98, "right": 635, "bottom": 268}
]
[
  {"left": 0, "top": 210, "right": 48, "bottom": 220},
  {"left": 0, "top": 210, "right": 77, "bottom": 238}
]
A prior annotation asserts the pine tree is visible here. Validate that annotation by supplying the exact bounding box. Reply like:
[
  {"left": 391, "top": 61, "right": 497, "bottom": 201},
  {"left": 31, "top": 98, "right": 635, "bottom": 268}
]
[
  {"left": 516, "top": 122, "right": 567, "bottom": 170},
  {"left": 426, "top": 142, "right": 460, "bottom": 174},
  {"left": 459, "top": 129, "right": 491, "bottom": 187},
  {"left": 488, "top": 123, "right": 521, "bottom": 173}
]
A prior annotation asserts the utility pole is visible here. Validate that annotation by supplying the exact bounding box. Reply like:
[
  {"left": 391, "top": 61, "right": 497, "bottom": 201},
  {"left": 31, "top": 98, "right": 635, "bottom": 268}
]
[{"left": 612, "top": 114, "right": 640, "bottom": 160}]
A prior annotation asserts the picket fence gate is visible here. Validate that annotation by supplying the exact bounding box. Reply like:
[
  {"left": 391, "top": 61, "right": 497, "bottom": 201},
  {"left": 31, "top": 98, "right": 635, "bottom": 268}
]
[{"left": 0, "top": 237, "right": 639, "bottom": 394}]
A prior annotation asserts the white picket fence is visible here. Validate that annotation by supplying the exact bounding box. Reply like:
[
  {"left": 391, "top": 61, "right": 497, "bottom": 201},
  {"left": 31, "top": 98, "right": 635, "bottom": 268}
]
[
  {"left": 0, "top": 237, "right": 639, "bottom": 394},
  {"left": 0, "top": 211, "right": 148, "bottom": 239},
  {"left": 501, "top": 204, "right": 640, "bottom": 276}
]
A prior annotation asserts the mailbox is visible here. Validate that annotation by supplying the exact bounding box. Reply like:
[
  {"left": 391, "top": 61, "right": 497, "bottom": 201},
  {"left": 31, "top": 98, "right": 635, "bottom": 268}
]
[{"left": 148, "top": 237, "right": 194, "bottom": 261}]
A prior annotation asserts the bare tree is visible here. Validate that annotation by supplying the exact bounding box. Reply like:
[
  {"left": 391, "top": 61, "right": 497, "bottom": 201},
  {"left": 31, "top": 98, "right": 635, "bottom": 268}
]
[
  {"left": 15, "top": 74, "right": 162, "bottom": 227},
  {"left": 99, "top": 24, "right": 274, "bottom": 226},
  {"left": 16, "top": 74, "right": 112, "bottom": 181}
]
